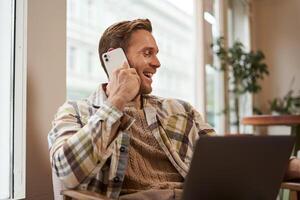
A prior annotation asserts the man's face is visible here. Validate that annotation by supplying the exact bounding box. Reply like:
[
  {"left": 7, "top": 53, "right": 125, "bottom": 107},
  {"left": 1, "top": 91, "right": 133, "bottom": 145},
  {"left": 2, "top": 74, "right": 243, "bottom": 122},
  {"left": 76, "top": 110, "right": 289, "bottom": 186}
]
[{"left": 126, "top": 30, "right": 161, "bottom": 94}]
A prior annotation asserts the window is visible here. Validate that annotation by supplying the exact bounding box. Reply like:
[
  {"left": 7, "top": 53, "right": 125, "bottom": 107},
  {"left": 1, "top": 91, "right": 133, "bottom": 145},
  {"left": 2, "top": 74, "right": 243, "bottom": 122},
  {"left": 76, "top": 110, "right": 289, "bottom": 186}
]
[
  {"left": 227, "top": 0, "right": 252, "bottom": 133},
  {"left": 68, "top": 46, "right": 76, "bottom": 71},
  {"left": 204, "top": 0, "right": 252, "bottom": 134},
  {"left": 0, "top": 0, "right": 13, "bottom": 196},
  {"left": 0, "top": 0, "right": 27, "bottom": 199},
  {"left": 87, "top": 51, "right": 93, "bottom": 75},
  {"left": 66, "top": 0, "right": 198, "bottom": 107},
  {"left": 204, "top": 0, "right": 224, "bottom": 133}
]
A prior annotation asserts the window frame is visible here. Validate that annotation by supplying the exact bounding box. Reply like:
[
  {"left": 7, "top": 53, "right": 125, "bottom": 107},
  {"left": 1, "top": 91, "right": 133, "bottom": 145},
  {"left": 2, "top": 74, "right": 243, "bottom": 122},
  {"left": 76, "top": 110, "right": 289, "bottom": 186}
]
[
  {"left": 0, "top": 0, "right": 27, "bottom": 199},
  {"left": 13, "top": 0, "right": 27, "bottom": 198}
]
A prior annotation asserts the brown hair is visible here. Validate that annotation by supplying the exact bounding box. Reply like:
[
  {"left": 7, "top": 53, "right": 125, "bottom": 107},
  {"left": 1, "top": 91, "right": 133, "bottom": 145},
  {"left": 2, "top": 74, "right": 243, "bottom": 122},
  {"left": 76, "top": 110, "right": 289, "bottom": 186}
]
[{"left": 98, "top": 19, "right": 152, "bottom": 77}]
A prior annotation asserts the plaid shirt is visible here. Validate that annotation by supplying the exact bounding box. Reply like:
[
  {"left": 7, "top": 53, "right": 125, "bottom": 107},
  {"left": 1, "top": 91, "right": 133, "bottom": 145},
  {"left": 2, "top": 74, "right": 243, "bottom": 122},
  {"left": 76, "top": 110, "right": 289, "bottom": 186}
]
[{"left": 48, "top": 85, "right": 215, "bottom": 199}]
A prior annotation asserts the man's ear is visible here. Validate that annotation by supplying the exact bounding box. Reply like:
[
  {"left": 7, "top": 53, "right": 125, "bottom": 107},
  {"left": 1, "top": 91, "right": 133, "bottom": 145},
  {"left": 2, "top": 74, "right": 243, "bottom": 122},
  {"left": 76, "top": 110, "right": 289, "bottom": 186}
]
[{"left": 108, "top": 48, "right": 114, "bottom": 52}]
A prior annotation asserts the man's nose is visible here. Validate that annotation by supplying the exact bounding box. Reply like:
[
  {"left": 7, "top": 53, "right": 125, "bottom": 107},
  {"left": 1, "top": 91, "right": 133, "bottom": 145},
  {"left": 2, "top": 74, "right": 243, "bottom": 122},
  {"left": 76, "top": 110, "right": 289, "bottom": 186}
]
[{"left": 150, "top": 56, "right": 161, "bottom": 68}]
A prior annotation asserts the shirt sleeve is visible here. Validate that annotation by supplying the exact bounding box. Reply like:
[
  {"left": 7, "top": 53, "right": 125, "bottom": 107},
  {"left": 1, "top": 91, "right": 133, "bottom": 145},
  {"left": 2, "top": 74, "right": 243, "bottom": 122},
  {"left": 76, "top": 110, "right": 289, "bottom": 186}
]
[
  {"left": 48, "top": 101, "right": 123, "bottom": 188},
  {"left": 190, "top": 106, "right": 216, "bottom": 136}
]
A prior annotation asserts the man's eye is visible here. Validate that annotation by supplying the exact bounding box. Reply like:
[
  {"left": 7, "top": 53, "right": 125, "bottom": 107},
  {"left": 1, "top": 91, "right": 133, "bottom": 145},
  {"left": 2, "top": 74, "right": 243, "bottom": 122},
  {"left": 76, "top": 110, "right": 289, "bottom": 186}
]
[{"left": 143, "top": 50, "right": 151, "bottom": 57}]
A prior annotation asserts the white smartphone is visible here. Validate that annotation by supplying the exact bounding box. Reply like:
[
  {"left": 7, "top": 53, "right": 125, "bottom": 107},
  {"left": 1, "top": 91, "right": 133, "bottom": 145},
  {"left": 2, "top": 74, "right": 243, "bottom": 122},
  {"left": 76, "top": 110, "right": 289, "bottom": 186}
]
[{"left": 102, "top": 48, "right": 128, "bottom": 79}]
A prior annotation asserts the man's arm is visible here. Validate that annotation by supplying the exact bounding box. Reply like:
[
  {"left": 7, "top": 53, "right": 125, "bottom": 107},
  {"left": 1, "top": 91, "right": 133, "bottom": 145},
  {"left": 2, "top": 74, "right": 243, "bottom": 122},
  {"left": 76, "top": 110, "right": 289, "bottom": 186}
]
[
  {"left": 49, "top": 62, "right": 141, "bottom": 189},
  {"left": 190, "top": 105, "right": 216, "bottom": 136},
  {"left": 49, "top": 101, "right": 123, "bottom": 188}
]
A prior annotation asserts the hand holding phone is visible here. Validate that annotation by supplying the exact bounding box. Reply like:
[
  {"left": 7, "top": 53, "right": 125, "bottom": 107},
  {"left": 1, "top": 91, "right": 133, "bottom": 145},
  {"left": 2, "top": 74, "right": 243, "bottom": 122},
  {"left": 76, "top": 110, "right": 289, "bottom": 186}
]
[{"left": 103, "top": 48, "right": 140, "bottom": 110}]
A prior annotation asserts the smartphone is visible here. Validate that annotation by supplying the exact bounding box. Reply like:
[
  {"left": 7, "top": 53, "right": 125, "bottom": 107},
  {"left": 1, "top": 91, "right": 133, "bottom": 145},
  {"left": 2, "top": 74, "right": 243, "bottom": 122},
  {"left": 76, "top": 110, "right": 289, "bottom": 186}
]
[{"left": 102, "top": 48, "right": 128, "bottom": 79}]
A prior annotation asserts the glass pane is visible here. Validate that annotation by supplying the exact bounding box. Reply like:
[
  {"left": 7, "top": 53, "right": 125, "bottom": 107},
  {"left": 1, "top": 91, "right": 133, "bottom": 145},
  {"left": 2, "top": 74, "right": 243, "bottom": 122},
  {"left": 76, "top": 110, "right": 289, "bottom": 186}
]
[
  {"left": 227, "top": 0, "right": 252, "bottom": 133},
  {"left": 67, "top": 0, "right": 196, "bottom": 105},
  {"left": 0, "top": 0, "right": 13, "bottom": 198},
  {"left": 204, "top": 0, "right": 223, "bottom": 133}
]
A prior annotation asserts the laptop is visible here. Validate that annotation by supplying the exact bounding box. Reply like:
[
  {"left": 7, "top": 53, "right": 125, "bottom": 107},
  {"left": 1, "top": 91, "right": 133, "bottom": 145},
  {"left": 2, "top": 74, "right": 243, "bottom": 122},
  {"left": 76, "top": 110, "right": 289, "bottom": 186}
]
[{"left": 181, "top": 135, "right": 295, "bottom": 200}]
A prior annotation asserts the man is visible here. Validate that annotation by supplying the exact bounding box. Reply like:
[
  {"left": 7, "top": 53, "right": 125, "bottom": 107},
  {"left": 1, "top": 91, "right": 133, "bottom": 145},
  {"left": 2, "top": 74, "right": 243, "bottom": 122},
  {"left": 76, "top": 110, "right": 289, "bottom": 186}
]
[{"left": 48, "top": 19, "right": 300, "bottom": 199}]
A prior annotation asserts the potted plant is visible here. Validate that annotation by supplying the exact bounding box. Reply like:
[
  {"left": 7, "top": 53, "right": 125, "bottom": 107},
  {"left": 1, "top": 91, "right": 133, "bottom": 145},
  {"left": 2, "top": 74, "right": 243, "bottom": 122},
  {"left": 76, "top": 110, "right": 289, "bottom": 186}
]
[
  {"left": 269, "top": 90, "right": 300, "bottom": 115},
  {"left": 211, "top": 37, "right": 269, "bottom": 133}
]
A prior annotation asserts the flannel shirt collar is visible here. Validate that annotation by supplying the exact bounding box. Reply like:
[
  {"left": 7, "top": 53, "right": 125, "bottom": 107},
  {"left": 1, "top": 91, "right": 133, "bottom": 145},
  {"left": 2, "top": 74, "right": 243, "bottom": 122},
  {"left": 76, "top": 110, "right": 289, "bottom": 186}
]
[
  {"left": 86, "top": 84, "right": 160, "bottom": 130},
  {"left": 87, "top": 84, "right": 153, "bottom": 131}
]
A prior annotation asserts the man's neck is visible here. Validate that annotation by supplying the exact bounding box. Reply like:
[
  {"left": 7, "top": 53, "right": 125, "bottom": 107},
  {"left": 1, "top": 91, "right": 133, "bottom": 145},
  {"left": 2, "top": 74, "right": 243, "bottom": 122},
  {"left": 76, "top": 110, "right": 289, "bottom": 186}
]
[{"left": 127, "top": 94, "right": 142, "bottom": 109}]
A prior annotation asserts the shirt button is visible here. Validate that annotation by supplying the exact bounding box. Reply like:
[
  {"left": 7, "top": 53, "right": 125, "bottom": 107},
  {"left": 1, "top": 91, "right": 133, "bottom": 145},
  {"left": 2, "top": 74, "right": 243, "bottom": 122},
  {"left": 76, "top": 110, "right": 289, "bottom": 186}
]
[
  {"left": 120, "top": 146, "right": 126, "bottom": 152},
  {"left": 113, "top": 176, "right": 120, "bottom": 183}
]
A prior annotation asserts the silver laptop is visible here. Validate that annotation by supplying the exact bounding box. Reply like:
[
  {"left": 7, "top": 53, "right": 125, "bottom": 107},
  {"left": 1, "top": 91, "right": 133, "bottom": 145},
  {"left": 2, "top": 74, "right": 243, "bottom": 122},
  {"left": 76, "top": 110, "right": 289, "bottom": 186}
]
[{"left": 182, "top": 135, "right": 295, "bottom": 200}]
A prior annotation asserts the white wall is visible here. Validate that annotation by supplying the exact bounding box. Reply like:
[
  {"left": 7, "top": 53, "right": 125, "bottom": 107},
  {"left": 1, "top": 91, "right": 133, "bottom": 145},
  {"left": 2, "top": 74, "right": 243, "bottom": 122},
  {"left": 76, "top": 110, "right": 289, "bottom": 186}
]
[
  {"left": 252, "top": 0, "right": 300, "bottom": 112},
  {"left": 27, "top": 0, "right": 66, "bottom": 199}
]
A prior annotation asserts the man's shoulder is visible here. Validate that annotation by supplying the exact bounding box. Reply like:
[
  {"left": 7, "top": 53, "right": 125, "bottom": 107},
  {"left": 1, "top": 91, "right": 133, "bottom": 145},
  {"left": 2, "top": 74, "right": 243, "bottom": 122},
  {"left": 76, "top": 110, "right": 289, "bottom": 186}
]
[{"left": 56, "top": 98, "right": 91, "bottom": 116}]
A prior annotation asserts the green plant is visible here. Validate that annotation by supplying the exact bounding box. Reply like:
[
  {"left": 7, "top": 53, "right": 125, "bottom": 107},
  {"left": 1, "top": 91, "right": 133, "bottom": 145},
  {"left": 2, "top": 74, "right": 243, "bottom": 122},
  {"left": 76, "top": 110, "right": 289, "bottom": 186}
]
[
  {"left": 211, "top": 37, "right": 269, "bottom": 133},
  {"left": 269, "top": 90, "right": 300, "bottom": 115}
]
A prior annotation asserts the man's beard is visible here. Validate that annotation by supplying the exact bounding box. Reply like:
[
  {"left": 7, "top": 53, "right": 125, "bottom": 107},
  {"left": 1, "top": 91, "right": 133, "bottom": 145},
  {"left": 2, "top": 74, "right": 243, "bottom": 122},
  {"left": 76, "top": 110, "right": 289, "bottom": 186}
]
[{"left": 140, "top": 83, "right": 152, "bottom": 94}]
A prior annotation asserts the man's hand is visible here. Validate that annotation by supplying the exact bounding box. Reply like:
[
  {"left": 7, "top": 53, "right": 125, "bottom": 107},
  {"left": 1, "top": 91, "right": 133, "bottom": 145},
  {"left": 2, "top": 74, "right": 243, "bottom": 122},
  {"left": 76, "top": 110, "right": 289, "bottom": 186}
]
[
  {"left": 106, "top": 62, "right": 140, "bottom": 111},
  {"left": 285, "top": 158, "right": 300, "bottom": 180}
]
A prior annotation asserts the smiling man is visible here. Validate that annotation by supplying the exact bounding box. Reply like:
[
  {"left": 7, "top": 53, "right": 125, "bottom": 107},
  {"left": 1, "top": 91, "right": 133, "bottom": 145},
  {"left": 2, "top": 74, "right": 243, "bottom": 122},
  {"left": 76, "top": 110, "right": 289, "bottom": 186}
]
[
  {"left": 48, "top": 19, "right": 215, "bottom": 200},
  {"left": 48, "top": 19, "right": 300, "bottom": 200}
]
